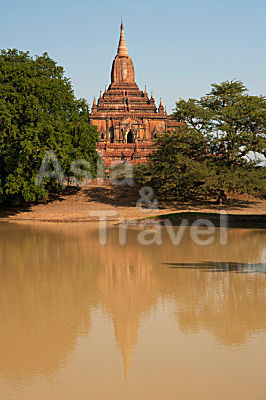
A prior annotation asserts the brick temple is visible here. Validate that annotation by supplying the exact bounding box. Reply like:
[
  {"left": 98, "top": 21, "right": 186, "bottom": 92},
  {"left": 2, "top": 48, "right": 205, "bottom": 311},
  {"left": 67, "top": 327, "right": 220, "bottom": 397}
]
[{"left": 89, "top": 23, "right": 181, "bottom": 166}]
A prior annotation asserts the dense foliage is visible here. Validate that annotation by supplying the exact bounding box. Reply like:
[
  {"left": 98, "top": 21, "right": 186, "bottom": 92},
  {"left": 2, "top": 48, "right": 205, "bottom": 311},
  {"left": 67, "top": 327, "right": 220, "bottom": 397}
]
[
  {"left": 135, "top": 81, "right": 266, "bottom": 200},
  {"left": 174, "top": 80, "right": 266, "bottom": 166},
  {"left": 0, "top": 49, "right": 99, "bottom": 204}
]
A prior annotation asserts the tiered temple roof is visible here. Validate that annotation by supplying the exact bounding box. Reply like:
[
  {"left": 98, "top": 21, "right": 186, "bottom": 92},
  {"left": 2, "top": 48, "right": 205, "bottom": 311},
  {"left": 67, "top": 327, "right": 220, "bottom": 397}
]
[{"left": 89, "top": 23, "right": 182, "bottom": 166}]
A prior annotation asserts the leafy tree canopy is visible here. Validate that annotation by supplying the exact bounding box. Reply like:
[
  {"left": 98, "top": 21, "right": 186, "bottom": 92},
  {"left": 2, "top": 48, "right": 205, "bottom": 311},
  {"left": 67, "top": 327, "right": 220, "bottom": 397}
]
[
  {"left": 0, "top": 49, "right": 99, "bottom": 204},
  {"left": 135, "top": 81, "right": 266, "bottom": 200},
  {"left": 135, "top": 126, "right": 211, "bottom": 198},
  {"left": 174, "top": 80, "right": 266, "bottom": 166}
]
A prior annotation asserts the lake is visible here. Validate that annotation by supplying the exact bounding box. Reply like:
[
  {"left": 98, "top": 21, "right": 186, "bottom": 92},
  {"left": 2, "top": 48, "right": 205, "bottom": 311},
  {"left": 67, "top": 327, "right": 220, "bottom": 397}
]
[{"left": 0, "top": 222, "right": 265, "bottom": 400}]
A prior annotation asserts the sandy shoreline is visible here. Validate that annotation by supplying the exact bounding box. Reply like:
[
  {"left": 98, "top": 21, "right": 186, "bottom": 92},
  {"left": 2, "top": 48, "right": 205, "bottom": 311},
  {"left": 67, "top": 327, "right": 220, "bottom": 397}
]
[{"left": 1, "top": 183, "right": 265, "bottom": 224}]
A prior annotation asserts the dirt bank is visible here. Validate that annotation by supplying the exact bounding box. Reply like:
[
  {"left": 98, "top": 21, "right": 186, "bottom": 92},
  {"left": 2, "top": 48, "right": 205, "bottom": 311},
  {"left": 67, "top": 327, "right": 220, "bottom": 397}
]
[{"left": 0, "top": 183, "right": 265, "bottom": 223}]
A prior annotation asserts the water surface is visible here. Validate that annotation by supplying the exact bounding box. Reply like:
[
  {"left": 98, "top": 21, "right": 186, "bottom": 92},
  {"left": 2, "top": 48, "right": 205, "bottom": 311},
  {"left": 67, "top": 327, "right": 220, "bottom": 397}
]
[{"left": 0, "top": 222, "right": 265, "bottom": 400}]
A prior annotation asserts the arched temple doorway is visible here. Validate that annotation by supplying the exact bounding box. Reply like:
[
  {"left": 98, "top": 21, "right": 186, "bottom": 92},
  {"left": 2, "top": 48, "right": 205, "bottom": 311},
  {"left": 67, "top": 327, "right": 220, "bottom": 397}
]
[
  {"left": 126, "top": 130, "right": 133, "bottom": 143},
  {"left": 110, "top": 128, "right": 114, "bottom": 143}
]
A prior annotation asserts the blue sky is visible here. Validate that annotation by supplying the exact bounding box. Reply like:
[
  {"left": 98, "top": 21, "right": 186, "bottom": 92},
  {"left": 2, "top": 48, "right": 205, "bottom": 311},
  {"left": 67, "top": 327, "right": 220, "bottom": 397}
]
[{"left": 1, "top": 0, "right": 265, "bottom": 112}]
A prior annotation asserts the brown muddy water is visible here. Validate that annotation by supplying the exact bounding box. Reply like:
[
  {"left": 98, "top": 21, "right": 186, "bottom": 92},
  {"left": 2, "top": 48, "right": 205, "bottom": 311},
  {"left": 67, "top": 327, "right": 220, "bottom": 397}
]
[{"left": 0, "top": 222, "right": 265, "bottom": 400}]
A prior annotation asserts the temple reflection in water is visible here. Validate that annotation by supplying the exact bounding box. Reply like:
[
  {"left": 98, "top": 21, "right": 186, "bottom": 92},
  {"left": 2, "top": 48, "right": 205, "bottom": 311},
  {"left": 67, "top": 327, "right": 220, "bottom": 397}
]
[{"left": 0, "top": 223, "right": 265, "bottom": 385}]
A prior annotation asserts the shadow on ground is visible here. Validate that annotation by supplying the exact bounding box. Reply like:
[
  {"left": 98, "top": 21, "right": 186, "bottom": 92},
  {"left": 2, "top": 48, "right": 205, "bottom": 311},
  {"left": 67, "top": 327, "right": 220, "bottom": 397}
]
[
  {"left": 0, "top": 183, "right": 265, "bottom": 221},
  {"left": 160, "top": 196, "right": 261, "bottom": 211},
  {"left": 83, "top": 184, "right": 263, "bottom": 210},
  {"left": 0, "top": 186, "right": 81, "bottom": 219},
  {"left": 83, "top": 185, "right": 139, "bottom": 208}
]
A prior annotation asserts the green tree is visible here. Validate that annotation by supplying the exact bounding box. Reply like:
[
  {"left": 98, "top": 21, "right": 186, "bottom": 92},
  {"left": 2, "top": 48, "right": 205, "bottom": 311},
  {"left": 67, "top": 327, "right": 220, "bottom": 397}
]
[
  {"left": 0, "top": 49, "right": 99, "bottom": 204},
  {"left": 135, "top": 88, "right": 266, "bottom": 200},
  {"left": 135, "top": 126, "right": 212, "bottom": 199},
  {"left": 174, "top": 80, "right": 266, "bottom": 166}
]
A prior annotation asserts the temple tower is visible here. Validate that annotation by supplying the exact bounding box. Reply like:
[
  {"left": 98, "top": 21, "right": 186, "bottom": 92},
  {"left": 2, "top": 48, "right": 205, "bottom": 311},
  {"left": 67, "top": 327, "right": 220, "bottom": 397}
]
[
  {"left": 89, "top": 23, "right": 181, "bottom": 166},
  {"left": 111, "top": 23, "right": 135, "bottom": 85}
]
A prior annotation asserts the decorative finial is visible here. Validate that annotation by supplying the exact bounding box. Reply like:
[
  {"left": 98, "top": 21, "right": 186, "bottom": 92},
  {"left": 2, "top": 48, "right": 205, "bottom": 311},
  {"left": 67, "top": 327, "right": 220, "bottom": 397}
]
[
  {"left": 100, "top": 90, "right": 102, "bottom": 98},
  {"left": 93, "top": 97, "right": 96, "bottom": 105},
  {"left": 117, "top": 20, "right": 128, "bottom": 56},
  {"left": 105, "top": 85, "right": 107, "bottom": 93},
  {"left": 151, "top": 92, "right": 154, "bottom": 99},
  {"left": 160, "top": 98, "right": 163, "bottom": 106},
  {"left": 144, "top": 85, "right": 147, "bottom": 95}
]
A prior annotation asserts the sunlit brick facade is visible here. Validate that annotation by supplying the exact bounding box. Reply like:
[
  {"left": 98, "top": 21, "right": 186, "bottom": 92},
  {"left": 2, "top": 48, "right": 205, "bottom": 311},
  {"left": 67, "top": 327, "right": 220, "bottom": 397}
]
[{"left": 89, "top": 23, "right": 182, "bottom": 166}]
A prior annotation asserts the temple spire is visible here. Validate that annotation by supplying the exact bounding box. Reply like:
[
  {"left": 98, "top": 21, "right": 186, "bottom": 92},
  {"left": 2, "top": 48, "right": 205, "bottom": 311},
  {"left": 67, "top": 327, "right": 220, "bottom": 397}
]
[{"left": 117, "top": 22, "right": 128, "bottom": 57}]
